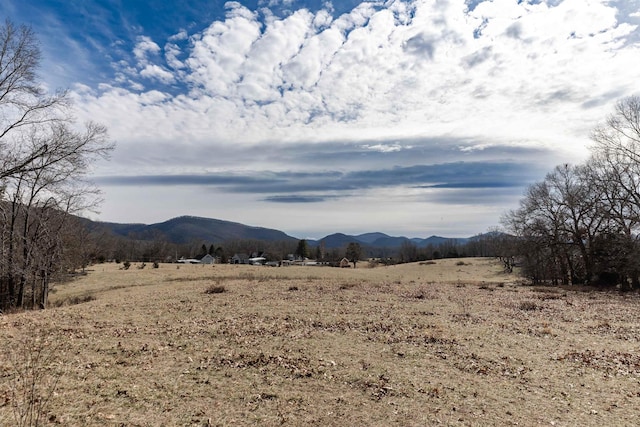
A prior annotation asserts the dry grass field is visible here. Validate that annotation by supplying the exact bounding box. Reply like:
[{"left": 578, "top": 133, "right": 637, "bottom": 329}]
[{"left": 2, "top": 258, "right": 640, "bottom": 426}]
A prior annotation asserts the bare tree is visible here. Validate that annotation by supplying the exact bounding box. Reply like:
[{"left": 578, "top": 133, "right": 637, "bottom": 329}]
[
  {"left": 0, "top": 20, "right": 71, "bottom": 180},
  {"left": 501, "top": 164, "right": 605, "bottom": 285},
  {"left": 591, "top": 95, "right": 640, "bottom": 164},
  {"left": 502, "top": 180, "right": 568, "bottom": 284},
  {"left": 398, "top": 240, "right": 418, "bottom": 263},
  {"left": 0, "top": 20, "right": 114, "bottom": 309},
  {"left": 588, "top": 96, "right": 640, "bottom": 288},
  {"left": 0, "top": 124, "right": 112, "bottom": 308},
  {"left": 504, "top": 96, "right": 640, "bottom": 289}
]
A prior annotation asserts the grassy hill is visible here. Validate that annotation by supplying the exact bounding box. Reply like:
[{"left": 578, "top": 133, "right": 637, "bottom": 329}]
[{"left": 1, "top": 259, "right": 638, "bottom": 426}]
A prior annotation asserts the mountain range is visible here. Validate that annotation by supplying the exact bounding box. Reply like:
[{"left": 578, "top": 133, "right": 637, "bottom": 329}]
[{"left": 87, "top": 215, "right": 470, "bottom": 249}]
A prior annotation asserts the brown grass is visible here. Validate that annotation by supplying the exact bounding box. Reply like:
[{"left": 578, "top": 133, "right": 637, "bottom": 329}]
[{"left": 1, "top": 258, "right": 640, "bottom": 426}]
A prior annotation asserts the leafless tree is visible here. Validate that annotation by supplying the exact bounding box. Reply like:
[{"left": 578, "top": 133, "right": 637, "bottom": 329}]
[
  {"left": 591, "top": 95, "right": 640, "bottom": 164},
  {"left": 0, "top": 20, "right": 114, "bottom": 309},
  {"left": 504, "top": 96, "right": 640, "bottom": 289},
  {"left": 0, "top": 20, "right": 71, "bottom": 180},
  {"left": 502, "top": 179, "right": 568, "bottom": 284},
  {"left": 588, "top": 96, "right": 640, "bottom": 288},
  {"left": 398, "top": 240, "right": 418, "bottom": 263},
  {"left": 502, "top": 164, "right": 606, "bottom": 285},
  {"left": 0, "top": 124, "right": 112, "bottom": 308}
]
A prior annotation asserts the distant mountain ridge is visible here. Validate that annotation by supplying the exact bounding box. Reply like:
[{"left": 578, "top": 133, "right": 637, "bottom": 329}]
[
  {"left": 88, "top": 215, "right": 298, "bottom": 245},
  {"left": 87, "top": 215, "right": 471, "bottom": 249},
  {"left": 306, "top": 233, "right": 469, "bottom": 249}
]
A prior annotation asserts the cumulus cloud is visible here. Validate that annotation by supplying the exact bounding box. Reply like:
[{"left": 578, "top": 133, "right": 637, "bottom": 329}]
[
  {"left": 74, "top": 0, "right": 639, "bottom": 153},
  {"left": 168, "top": 29, "right": 188, "bottom": 41},
  {"left": 140, "top": 64, "right": 175, "bottom": 83},
  {"left": 164, "top": 43, "right": 185, "bottom": 70},
  {"left": 133, "top": 35, "right": 161, "bottom": 61}
]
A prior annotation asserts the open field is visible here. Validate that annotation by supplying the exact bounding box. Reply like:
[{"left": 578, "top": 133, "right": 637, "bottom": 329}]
[{"left": 2, "top": 258, "right": 640, "bottom": 426}]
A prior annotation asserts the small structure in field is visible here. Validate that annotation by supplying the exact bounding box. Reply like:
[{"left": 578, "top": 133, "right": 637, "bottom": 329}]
[
  {"left": 339, "top": 258, "right": 351, "bottom": 268},
  {"left": 248, "top": 256, "right": 266, "bottom": 265},
  {"left": 231, "top": 253, "right": 249, "bottom": 264},
  {"left": 199, "top": 254, "right": 215, "bottom": 265}
]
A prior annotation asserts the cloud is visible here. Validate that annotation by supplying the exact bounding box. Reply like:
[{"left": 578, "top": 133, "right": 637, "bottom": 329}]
[
  {"left": 420, "top": 181, "right": 522, "bottom": 189},
  {"left": 461, "top": 46, "right": 493, "bottom": 68},
  {"left": 184, "top": 3, "right": 262, "bottom": 97},
  {"left": 70, "top": 0, "right": 639, "bottom": 158},
  {"left": 403, "top": 32, "right": 437, "bottom": 59},
  {"left": 361, "top": 143, "right": 408, "bottom": 153},
  {"left": 263, "top": 195, "right": 337, "bottom": 203},
  {"left": 139, "top": 64, "right": 175, "bottom": 83},
  {"left": 168, "top": 29, "right": 188, "bottom": 41},
  {"left": 95, "top": 160, "right": 542, "bottom": 203},
  {"left": 164, "top": 42, "right": 185, "bottom": 70},
  {"left": 133, "top": 36, "right": 161, "bottom": 61},
  {"left": 96, "top": 173, "right": 273, "bottom": 186},
  {"left": 426, "top": 187, "right": 524, "bottom": 205},
  {"left": 52, "top": 0, "right": 640, "bottom": 235}
]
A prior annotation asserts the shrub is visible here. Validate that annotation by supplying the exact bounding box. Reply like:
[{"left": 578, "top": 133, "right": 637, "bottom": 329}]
[
  {"left": 519, "top": 300, "right": 539, "bottom": 311},
  {"left": 7, "top": 332, "right": 65, "bottom": 427},
  {"left": 122, "top": 261, "right": 131, "bottom": 270},
  {"left": 69, "top": 295, "right": 96, "bottom": 305},
  {"left": 238, "top": 272, "right": 256, "bottom": 281},
  {"left": 205, "top": 285, "right": 226, "bottom": 294},
  {"left": 50, "top": 294, "right": 96, "bottom": 308},
  {"left": 152, "top": 261, "right": 160, "bottom": 269},
  {"left": 410, "top": 288, "right": 434, "bottom": 299}
]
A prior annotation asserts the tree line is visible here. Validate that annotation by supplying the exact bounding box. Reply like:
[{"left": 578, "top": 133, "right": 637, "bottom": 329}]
[
  {"left": 76, "top": 230, "right": 493, "bottom": 268},
  {"left": 501, "top": 96, "right": 640, "bottom": 290}
]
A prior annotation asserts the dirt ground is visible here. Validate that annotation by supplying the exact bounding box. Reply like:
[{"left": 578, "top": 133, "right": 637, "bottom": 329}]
[{"left": 2, "top": 258, "right": 640, "bottom": 426}]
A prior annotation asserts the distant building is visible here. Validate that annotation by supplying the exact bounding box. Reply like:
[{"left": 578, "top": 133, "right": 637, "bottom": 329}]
[
  {"left": 248, "top": 257, "right": 266, "bottom": 265},
  {"left": 176, "top": 254, "right": 216, "bottom": 264},
  {"left": 198, "top": 254, "right": 215, "bottom": 265},
  {"left": 231, "top": 253, "right": 250, "bottom": 264}
]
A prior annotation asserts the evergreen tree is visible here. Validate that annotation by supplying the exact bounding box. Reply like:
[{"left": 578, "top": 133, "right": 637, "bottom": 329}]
[
  {"left": 345, "top": 242, "right": 362, "bottom": 268},
  {"left": 295, "top": 239, "right": 309, "bottom": 260}
]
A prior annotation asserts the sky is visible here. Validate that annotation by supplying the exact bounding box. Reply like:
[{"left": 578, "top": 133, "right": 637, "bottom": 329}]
[{"left": 2, "top": 0, "right": 639, "bottom": 239}]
